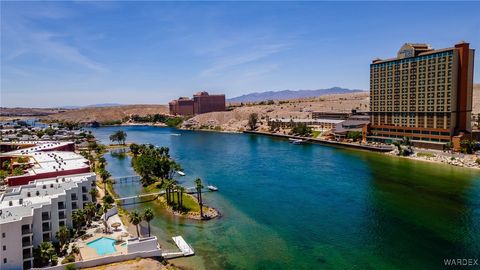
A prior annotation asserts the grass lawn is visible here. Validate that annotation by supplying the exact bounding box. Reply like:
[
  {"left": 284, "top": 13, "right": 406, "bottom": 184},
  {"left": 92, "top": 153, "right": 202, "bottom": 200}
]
[{"left": 312, "top": 131, "right": 321, "bottom": 138}]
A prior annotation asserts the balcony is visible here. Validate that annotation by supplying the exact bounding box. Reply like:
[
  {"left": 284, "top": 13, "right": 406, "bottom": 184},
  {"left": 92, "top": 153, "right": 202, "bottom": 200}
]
[
  {"left": 71, "top": 194, "right": 78, "bottom": 201},
  {"left": 58, "top": 203, "right": 66, "bottom": 210},
  {"left": 42, "top": 224, "right": 51, "bottom": 232},
  {"left": 23, "top": 250, "right": 32, "bottom": 259},
  {"left": 82, "top": 187, "right": 88, "bottom": 193},
  {"left": 22, "top": 239, "right": 32, "bottom": 247},
  {"left": 58, "top": 212, "right": 66, "bottom": 220},
  {"left": 22, "top": 227, "right": 32, "bottom": 235},
  {"left": 41, "top": 214, "right": 50, "bottom": 221}
]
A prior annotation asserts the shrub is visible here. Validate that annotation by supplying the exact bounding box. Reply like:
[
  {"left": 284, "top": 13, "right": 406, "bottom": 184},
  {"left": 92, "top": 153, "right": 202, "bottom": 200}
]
[
  {"left": 476, "top": 158, "right": 480, "bottom": 165},
  {"left": 417, "top": 152, "right": 435, "bottom": 158},
  {"left": 51, "top": 255, "right": 58, "bottom": 266},
  {"left": 61, "top": 254, "right": 75, "bottom": 264},
  {"left": 64, "top": 263, "right": 76, "bottom": 270}
]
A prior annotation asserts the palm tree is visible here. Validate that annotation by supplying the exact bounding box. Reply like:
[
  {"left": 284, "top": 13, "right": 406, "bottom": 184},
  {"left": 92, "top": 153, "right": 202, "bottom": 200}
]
[
  {"left": 194, "top": 178, "right": 204, "bottom": 219},
  {"left": 97, "top": 156, "right": 106, "bottom": 170},
  {"left": 102, "top": 194, "right": 114, "bottom": 205},
  {"left": 55, "top": 226, "right": 70, "bottom": 250},
  {"left": 129, "top": 210, "right": 142, "bottom": 237},
  {"left": 84, "top": 202, "right": 96, "bottom": 225},
  {"left": 72, "top": 209, "right": 85, "bottom": 233},
  {"left": 99, "top": 169, "right": 111, "bottom": 191},
  {"left": 38, "top": 242, "right": 55, "bottom": 266},
  {"left": 143, "top": 208, "right": 154, "bottom": 237},
  {"left": 178, "top": 186, "right": 185, "bottom": 210},
  {"left": 101, "top": 202, "right": 112, "bottom": 233},
  {"left": 89, "top": 188, "right": 98, "bottom": 202}
]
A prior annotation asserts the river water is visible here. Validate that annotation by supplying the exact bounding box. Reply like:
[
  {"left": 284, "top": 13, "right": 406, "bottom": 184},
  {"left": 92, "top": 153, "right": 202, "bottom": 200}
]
[{"left": 90, "top": 126, "right": 480, "bottom": 270}]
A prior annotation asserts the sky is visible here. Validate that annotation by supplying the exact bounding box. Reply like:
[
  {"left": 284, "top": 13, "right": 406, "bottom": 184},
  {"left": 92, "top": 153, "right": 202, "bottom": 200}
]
[{"left": 1, "top": 1, "right": 479, "bottom": 107}]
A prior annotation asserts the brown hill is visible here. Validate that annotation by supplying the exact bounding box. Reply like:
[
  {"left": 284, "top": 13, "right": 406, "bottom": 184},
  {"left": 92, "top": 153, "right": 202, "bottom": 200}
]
[{"left": 42, "top": 104, "right": 168, "bottom": 123}]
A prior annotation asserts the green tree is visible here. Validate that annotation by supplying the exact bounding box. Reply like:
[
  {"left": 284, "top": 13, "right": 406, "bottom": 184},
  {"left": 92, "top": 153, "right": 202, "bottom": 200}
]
[
  {"left": 101, "top": 202, "right": 112, "bottom": 233},
  {"left": 109, "top": 130, "right": 127, "bottom": 145},
  {"left": 194, "top": 178, "right": 204, "bottom": 219},
  {"left": 130, "top": 143, "right": 140, "bottom": 156},
  {"left": 346, "top": 131, "right": 363, "bottom": 142},
  {"left": 103, "top": 194, "right": 114, "bottom": 205},
  {"left": 55, "top": 226, "right": 70, "bottom": 250},
  {"left": 248, "top": 113, "right": 258, "bottom": 130},
  {"left": 84, "top": 202, "right": 97, "bottom": 225},
  {"left": 99, "top": 169, "right": 111, "bottom": 191},
  {"left": 460, "top": 140, "right": 478, "bottom": 154},
  {"left": 143, "top": 208, "right": 154, "bottom": 237},
  {"left": 44, "top": 127, "right": 56, "bottom": 137},
  {"left": 129, "top": 210, "right": 142, "bottom": 237},
  {"left": 71, "top": 209, "right": 85, "bottom": 233},
  {"left": 89, "top": 188, "right": 98, "bottom": 202},
  {"left": 37, "top": 242, "right": 55, "bottom": 266}
]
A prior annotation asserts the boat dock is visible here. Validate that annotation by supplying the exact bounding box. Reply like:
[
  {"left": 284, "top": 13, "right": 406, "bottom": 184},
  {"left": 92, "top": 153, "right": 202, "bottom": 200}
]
[{"left": 162, "top": 236, "right": 195, "bottom": 259}]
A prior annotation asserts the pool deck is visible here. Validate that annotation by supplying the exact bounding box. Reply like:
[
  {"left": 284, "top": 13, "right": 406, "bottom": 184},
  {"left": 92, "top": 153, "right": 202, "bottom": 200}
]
[{"left": 78, "top": 214, "right": 130, "bottom": 260}]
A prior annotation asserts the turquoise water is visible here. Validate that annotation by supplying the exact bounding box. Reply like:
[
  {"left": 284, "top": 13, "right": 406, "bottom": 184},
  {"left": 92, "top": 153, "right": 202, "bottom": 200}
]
[
  {"left": 91, "top": 126, "right": 480, "bottom": 270},
  {"left": 87, "top": 237, "right": 117, "bottom": 256}
]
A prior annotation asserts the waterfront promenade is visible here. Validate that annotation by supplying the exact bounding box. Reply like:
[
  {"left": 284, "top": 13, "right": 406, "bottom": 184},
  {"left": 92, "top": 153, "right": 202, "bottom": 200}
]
[{"left": 243, "top": 130, "right": 394, "bottom": 152}]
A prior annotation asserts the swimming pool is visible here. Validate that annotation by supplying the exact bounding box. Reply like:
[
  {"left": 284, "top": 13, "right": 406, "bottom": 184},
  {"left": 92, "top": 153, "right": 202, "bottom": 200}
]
[{"left": 86, "top": 237, "right": 117, "bottom": 256}]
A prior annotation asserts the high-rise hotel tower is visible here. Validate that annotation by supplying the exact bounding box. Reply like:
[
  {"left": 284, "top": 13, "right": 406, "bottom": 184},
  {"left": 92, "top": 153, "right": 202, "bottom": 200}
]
[{"left": 369, "top": 42, "right": 474, "bottom": 149}]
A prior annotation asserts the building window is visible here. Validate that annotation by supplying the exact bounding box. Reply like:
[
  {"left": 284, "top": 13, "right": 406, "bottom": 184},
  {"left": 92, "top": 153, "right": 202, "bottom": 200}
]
[
  {"left": 43, "top": 233, "right": 50, "bottom": 242},
  {"left": 2, "top": 245, "right": 5, "bottom": 251},
  {"left": 2, "top": 233, "right": 5, "bottom": 238},
  {"left": 4, "top": 258, "right": 6, "bottom": 264}
]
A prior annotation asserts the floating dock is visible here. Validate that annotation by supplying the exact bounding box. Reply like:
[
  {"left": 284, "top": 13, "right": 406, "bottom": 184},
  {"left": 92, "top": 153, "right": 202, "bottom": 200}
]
[{"left": 172, "top": 236, "right": 194, "bottom": 256}]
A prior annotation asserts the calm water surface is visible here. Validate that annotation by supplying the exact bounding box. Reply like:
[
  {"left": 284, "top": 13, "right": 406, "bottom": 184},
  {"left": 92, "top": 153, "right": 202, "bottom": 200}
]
[{"left": 90, "top": 126, "right": 480, "bottom": 270}]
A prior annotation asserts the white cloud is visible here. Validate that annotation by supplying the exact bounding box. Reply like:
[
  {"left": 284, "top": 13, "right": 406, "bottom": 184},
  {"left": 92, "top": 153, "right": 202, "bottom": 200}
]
[{"left": 2, "top": 3, "right": 107, "bottom": 73}]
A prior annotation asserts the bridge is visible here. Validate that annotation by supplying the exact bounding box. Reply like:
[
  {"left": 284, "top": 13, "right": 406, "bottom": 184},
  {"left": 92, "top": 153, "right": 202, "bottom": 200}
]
[
  {"left": 110, "top": 175, "right": 142, "bottom": 184},
  {"left": 115, "top": 191, "right": 165, "bottom": 205}
]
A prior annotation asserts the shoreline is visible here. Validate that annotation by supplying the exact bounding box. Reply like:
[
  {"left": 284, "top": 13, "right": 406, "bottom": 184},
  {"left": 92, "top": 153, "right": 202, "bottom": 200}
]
[
  {"left": 157, "top": 195, "right": 221, "bottom": 221},
  {"left": 243, "top": 130, "right": 480, "bottom": 170}
]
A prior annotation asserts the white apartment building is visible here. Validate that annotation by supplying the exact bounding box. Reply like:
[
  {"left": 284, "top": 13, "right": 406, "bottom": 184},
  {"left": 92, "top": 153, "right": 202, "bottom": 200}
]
[{"left": 0, "top": 173, "right": 96, "bottom": 270}]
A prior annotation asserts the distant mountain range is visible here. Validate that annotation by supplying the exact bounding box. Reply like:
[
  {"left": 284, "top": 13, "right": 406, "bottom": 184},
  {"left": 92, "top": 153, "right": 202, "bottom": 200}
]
[
  {"left": 228, "top": 87, "right": 365, "bottom": 103},
  {"left": 57, "top": 103, "right": 124, "bottom": 109}
]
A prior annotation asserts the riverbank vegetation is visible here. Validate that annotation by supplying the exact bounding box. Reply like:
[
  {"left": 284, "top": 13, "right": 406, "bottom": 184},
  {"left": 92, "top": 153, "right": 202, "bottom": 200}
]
[{"left": 129, "top": 143, "right": 218, "bottom": 220}]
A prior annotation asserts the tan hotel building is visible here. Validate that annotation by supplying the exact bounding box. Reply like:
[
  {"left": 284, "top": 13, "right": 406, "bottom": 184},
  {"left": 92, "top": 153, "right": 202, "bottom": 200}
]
[{"left": 368, "top": 42, "right": 475, "bottom": 149}]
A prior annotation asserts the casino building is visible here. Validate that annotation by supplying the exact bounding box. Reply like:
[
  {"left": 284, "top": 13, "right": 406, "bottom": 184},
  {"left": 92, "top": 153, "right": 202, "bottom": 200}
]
[
  {"left": 169, "top": 91, "right": 226, "bottom": 116},
  {"left": 368, "top": 42, "right": 475, "bottom": 150}
]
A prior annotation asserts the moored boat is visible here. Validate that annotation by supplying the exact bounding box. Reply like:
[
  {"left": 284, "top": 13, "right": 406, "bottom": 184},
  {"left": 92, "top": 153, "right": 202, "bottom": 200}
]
[{"left": 207, "top": 185, "right": 218, "bottom": 191}]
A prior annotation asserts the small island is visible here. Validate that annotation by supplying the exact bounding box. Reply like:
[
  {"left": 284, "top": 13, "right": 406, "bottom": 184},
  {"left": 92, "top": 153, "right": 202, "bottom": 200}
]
[{"left": 106, "top": 133, "right": 220, "bottom": 221}]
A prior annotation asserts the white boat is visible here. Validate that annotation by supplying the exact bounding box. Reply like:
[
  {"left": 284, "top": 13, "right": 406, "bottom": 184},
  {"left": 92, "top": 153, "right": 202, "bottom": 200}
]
[
  {"left": 177, "top": 171, "right": 185, "bottom": 176},
  {"left": 291, "top": 139, "right": 304, "bottom": 145},
  {"left": 207, "top": 185, "right": 218, "bottom": 191}
]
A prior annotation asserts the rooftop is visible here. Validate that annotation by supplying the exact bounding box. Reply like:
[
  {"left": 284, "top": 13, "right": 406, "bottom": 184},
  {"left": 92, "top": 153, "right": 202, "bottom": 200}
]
[
  {"left": 0, "top": 173, "right": 95, "bottom": 223},
  {"left": 3, "top": 151, "right": 89, "bottom": 176}
]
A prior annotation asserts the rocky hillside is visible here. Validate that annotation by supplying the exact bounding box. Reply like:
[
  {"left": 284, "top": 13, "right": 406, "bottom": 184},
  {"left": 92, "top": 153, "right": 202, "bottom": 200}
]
[
  {"left": 228, "top": 87, "right": 364, "bottom": 103},
  {"left": 184, "top": 92, "right": 370, "bottom": 132},
  {"left": 42, "top": 104, "right": 168, "bottom": 123}
]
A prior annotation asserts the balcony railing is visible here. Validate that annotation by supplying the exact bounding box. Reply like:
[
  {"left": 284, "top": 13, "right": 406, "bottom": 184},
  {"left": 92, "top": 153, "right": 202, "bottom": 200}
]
[
  {"left": 58, "top": 204, "right": 65, "bottom": 210},
  {"left": 23, "top": 251, "right": 32, "bottom": 259},
  {"left": 22, "top": 240, "right": 32, "bottom": 247},
  {"left": 41, "top": 214, "right": 50, "bottom": 221},
  {"left": 59, "top": 213, "right": 66, "bottom": 219},
  {"left": 42, "top": 225, "right": 51, "bottom": 232},
  {"left": 22, "top": 228, "right": 32, "bottom": 235}
]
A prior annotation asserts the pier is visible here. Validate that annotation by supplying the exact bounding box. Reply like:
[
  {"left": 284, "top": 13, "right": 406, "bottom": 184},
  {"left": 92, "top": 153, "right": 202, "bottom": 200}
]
[{"left": 161, "top": 236, "right": 195, "bottom": 259}]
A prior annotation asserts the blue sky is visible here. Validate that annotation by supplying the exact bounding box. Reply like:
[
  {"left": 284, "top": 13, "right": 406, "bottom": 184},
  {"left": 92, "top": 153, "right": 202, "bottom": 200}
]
[{"left": 1, "top": 1, "right": 479, "bottom": 107}]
